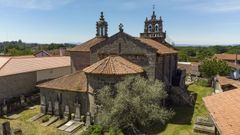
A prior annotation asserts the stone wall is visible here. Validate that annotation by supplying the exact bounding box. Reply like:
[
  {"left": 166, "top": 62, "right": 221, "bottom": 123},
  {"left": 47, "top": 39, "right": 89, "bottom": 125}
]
[
  {"left": 36, "top": 67, "right": 71, "bottom": 82},
  {"left": 0, "top": 72, "right": 37, "bottom": 101},
  {"left": 90, "top": 34, "right": 157, "bottom": 79},
  {"left": 40, "top": 88, "right": 90, "bottom": 117},
  {"left": 70, "top": 51, "right": 90, "bottom": 72}
]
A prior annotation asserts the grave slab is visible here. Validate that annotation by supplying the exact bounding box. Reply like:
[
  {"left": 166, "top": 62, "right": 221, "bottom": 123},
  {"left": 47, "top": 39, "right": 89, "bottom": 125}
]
[
  {"left": 64, "top": 122, "right": 84, "bottom": 133},
  {"left": 41, "top": 116, "right": 59, "bottom": 127},
  {"left": 58, "top": 120, "right": 74, "bottom": 131},
  {"left": 51, "top": 119, "right": 68, "bottom": 128},
  {"left": 27, "top": 113, "right": 44, "bottom": 122}
]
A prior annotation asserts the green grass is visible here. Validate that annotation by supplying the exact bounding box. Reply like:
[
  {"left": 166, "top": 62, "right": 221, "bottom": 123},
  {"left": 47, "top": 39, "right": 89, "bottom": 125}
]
[
  {"left": 158, "top": 84, "right": 213, "bottom": 135},
  {"left": 0, "top": 105, "right": 66, "bottom": 135}
]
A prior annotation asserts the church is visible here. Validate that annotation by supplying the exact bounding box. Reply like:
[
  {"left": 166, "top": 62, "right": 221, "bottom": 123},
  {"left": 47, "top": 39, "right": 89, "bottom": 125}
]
[{"left": 37, "top": 11, "right": 179, "bottom": 122}]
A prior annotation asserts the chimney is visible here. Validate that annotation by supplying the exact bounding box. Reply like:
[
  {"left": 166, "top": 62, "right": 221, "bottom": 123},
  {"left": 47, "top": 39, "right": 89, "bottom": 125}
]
[{"left": 59, "top": 48, "right": 64, "bottom": 57}]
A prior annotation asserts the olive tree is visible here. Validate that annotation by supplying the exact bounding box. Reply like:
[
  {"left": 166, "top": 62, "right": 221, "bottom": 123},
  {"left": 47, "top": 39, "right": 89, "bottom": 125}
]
[{"left": 96, "top": 76, "right": 174, "bottom": 131}]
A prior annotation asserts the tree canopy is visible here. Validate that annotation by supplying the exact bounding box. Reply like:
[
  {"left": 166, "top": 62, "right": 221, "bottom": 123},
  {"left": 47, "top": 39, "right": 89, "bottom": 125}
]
[
  {"left": 96, "top": 76, "right": 174, "bottom": 132},
  {"left": 199, "top": 58, "right": 231, "bottom": 78}
]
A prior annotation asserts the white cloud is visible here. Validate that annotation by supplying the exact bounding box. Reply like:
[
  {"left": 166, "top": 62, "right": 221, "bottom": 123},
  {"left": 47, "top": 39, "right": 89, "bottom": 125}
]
[
  {"left": 177, "top": 0, "right": 240, "bottom": 13},
  {"left": 0, "top": 0, "right": 75, "bottom": 10}
]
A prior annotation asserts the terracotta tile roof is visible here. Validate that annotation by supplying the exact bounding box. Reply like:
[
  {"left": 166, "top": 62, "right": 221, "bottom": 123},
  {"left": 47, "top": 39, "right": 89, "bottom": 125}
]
[
  {"left": 83, "top": 55, "right": 144, "bottom": 75},
  {"left": 227, "top": 62, "right": 240, "bottom": 69},
  {"left": 0, "top": 56, "right": 71, "bottom": 76},
  {"left": 68, "top": 37, "right": 106, "bottom": 52},
  {"left": 37, "top": 71, "right": 87, "bottom": 92},
  {"left": 217, "top": 76, "right": 240, "bottom": 88},
  {"left": 136, "top": 38, "right": 178, "bottom": 54},
  {"left": 214, "top": 53, "right": 239, "bottom": 61},
  {"left": 177, "top": 62, "right": 200, "bottom": 76},
  {"left": 203, "top": 89, "right": 240, "bottom": 135}
]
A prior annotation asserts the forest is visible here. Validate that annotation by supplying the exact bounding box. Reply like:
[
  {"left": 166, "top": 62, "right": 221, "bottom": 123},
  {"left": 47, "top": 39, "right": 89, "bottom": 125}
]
[{"left": 0, "top": 40, "right": 76, "bottom": 56}]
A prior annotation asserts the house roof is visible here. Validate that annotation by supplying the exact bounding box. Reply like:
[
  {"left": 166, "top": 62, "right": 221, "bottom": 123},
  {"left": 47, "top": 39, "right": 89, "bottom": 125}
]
[
  {"left": 136, "top": 38, "right": 177, "bottom": 54},
  {"left": 37, "top": 71, "right": 87, "bottom": 92},
  {"left": 68, "top": 37, "right": 106, "bottom": 52},
  {"left": 83, "top": 55, "right": 144, "bottom": 75},
  {"left": 214, "top": 53, "right": 239, "bottom": 61},
  {"left": 203, "top": 89, "right": 240, "bottom": 135},
  {"left": 0, "top": 56, "right": 71, "bottom": 76},
  {"left": 177, "top": 62, "right": 200, "bottom": 76},
  {"left": 34, "top": 50, "right": 52, "bottom": 57},
  {"left": 216, "top": 76, "right": 240, "bottom": 88},
  {"left": 68, "top": 32, "right": 177, "bottom": 55}
]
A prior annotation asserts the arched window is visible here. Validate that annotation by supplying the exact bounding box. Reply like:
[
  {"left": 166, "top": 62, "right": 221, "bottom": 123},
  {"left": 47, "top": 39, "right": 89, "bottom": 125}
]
[
  {"left": 155, "top": 24, "right": 159, "bottom": 32},
  {"left": 148, "top": 24, "right": 152, "bottom": 33}
]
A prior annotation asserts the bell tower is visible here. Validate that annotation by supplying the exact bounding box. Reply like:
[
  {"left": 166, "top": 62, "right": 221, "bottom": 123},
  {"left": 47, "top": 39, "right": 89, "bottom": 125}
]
[
  {"left": 140, "top": 6, "right": 166, "bottom": 43},
  {"left": 96, "top": 12, "right": 108, "bottom": 38}
]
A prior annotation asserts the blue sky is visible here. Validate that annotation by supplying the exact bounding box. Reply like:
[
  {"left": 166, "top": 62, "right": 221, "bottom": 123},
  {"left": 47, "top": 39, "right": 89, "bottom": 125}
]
[{"left": 0, "top": 0, "right": 239, "bottom": 45}]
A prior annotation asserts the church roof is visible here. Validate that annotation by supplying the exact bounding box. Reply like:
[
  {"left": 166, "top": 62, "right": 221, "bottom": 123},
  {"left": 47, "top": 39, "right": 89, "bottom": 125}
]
[
  {"left": 136, "top": 38, "right": 177, "bottom": 54},
  {"left": 68, "top": 37, "right": 106, "bottom": 52},
  {"left": 83, "top": 55, "right": 144, "bottom": 75},
  {"left": 37, "top": 71, "right": 87, "bottom": 92}
]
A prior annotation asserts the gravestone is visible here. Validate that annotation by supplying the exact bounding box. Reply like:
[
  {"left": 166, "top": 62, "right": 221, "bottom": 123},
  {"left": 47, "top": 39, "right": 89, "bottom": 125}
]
[
  {"left": 20, "top": 95, "right": 26, "bottom": 107},
  {"left": 54, "top": 101, "right": 60, "bottom": 116},
  {"left": 74, "top": 104, "right": 81, "bottom": 121},
  {"left": 0, "top": 121, "right": 11, "bottom": 135},
  {"left": 47, "top": 101, "right": 53, "bottom": 115},
  {"left": 3, "top": 105, "right": 7, "bottom": 115},
  {"left": 64, "top": 105, "right": 70, "bottom": 120},
  {"left": 85, "top": 112, "right": 91, "bottom": 127}
]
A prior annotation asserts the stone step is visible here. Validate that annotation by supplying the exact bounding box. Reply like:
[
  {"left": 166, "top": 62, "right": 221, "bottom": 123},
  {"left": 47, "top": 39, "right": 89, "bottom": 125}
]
[
  {"left": 193, "top": 124, "right": 215, "bottom": 134},
  {"left": 27, "top": 113, "right": 44, "bottom": 122},
  {"left": 58, "top": 120, "right": 75, "bottom": 131},
  {"left": 65, "top": 122, "right": 84, "bottom": 133},
  {"left": 41, "top": 116, "right": 59, "bottom": 127}
]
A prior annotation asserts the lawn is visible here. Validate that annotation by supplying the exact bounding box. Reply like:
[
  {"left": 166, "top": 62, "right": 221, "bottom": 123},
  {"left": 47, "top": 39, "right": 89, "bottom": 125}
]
[
  {"left": 0, "top": 105, "right": 66, "bottom": 135},
  {"left": 157, "top": 83, "right": 213, "bottom": 135}
]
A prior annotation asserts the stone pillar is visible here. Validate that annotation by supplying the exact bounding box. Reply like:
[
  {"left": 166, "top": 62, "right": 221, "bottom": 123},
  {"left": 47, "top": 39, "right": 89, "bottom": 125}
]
[
  {"left": 40, "top": 96, "right": 46, "bottom": 114},
  {"left": 85, "top": 112, "right": 91, "bottom": 127},
  {"left": 74, "top": 104, "right": 81, "bottom": 121},
  {"left": 54, "top": 101, "right": 60, "bottom": 116},
  {"left": 47, "top": 101, "right": 53, "bottom": 115},
  {"left": 0, "top": 121, "right": 11, "bottom": 135},
  {"left": 63, "top": 105, "right": 70, "bottom": 120}
]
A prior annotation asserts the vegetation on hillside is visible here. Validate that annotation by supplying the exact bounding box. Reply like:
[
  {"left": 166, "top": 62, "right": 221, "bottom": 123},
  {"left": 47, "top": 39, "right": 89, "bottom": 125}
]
[{"left": 177, "top": 45, "right": 240, "bottom": 62}]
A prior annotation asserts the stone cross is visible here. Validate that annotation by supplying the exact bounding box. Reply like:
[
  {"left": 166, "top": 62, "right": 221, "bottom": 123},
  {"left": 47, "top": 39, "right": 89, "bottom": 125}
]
[
  {"left": 85, "top": 112, "right": 91, "bottom": 127},
  {"left": 0, "top": 121, "right": 11, "bottom": 135},
  {"left": 74, "top": 104, "right": 81, "bottom": 121},
  {"left": 119, "top": 23, "right": 124, "bottom": 32}
]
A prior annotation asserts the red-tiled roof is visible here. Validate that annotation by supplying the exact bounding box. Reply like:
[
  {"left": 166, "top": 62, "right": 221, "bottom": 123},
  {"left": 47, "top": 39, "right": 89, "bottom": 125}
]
[
  {"left": 216, "top": 76, "right": 240, "bottom": 88},
  {"left": 83, "top": 55, "right": 144, "bottom": 75},
  {"left": 0, "top": 56, "right": 71, "bottom": 76},
  {"left": 68, "top": 37, "right": 106, "bottom": 52},
  {"left": 203, "top": 89, "right": 240, "bottom": 135},
  {"left": 37, "top": 71, "right": 87, "bottom": 92},
  {"left": 137, "top": 38, "right": 178, "bottom": 54},
  {"left": 214, "top": 53, "right": 239, "bottom": 61}
]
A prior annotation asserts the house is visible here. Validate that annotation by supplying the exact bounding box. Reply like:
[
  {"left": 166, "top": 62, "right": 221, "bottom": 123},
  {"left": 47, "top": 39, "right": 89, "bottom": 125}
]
[
  {"left": 37, "top": 11, "right": 182, "bottom": 122},
  {"left": 34, "top": 48, "right": 69, "bottom": 57},
  {"left": 0, "top": 56, "right": 71, "bottom": 115},
  {"left": 214, "top": 53, "right": 239, "bottom": 64},
  {"left": 203, "top": 89, "right": 240, "bottom": 135}
]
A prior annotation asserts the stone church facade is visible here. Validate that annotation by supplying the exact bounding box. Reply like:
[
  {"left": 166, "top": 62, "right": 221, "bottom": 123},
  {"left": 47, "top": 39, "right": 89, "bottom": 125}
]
[{"left": 37, "top": 11, "right": 178, "bottom": 122}]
